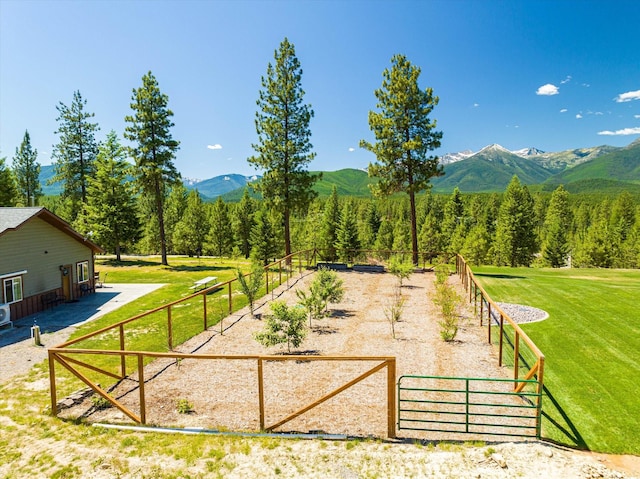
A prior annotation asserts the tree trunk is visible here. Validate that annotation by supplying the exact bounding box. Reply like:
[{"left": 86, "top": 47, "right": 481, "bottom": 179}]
[{"left": 156, "top": 178, "right": 168, "bottom": 266}]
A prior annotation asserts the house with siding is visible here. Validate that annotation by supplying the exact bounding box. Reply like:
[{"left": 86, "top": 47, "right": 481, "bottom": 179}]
[{"left": 0, "top": 207, "right": 104, "bottom": 321}]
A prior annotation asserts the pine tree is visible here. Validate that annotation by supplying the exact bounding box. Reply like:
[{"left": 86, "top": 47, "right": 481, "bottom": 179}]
[
  {"left": 163, "top": 183, "right": 189, "bottom": 254},
  {"left": 319, "top": 185, "right": 340, "bottom": 260},
  {"left": 335, "top": 201, "right": 361, "bottom": 263},
  {"left": 251, "top": 207, "right": 281, "bottom": 265},
  {"left": 374, "top": 217, "right": 394, "bottom": 256},
  {"left": 207, "top": 196, "right": 233, "bottom": 257},
  {"left": 173, "top": 190, "right": 209, "bottom": 256},
  {"left": 493, "top": 176, "right": 537, "bottom": 267},
  {"left": 248, "top": 38, "right": 320, "bottom": 260},
  {"left": 0, "top": 155, "right": 18, "bottom": 206},
  {"left": 233, "top": 188, "right": 256, "bottom": 258},
  {"left": 125, "top": 71, "right": 180, "bottom": 266},
  {"left": 441, "top": 187, "right": 465, "bottom": 249},
  {"left": 541, "top": 185, "right": 571, "bottom": 267},
  {"left": 76, "top": 130, "right": 140, "bottom": 261},
  {"left": 460, "top": 224, "right": 491, "bottom": 265},
  {"left": 12, "top": 130, "right": 42, "bottom": 206},
  {"left": 51, "top": 91, "right": 99, "bottom": 220},
  {"left": 360, "top": 54, "right": 443, "bottom": 265}
]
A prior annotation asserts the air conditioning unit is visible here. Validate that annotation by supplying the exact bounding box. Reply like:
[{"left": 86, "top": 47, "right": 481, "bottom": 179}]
[{"left": 0, "top": 303, "right": 11, "bottom": 328}]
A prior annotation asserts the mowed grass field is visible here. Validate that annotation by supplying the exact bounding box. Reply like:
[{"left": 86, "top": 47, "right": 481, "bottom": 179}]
[{"left": 472, "top": 266, "right": 640, "bottom": 455}]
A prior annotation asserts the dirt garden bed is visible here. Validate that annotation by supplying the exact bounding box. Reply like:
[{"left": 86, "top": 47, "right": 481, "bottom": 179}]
[{"left": 60, "top": 268, "right": 533, "bottom": 441}]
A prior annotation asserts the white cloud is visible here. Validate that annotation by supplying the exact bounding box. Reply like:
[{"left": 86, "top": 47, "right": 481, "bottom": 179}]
[
  {"left": 582, "top": 83, "right": 590, "bottom": 88},
  {"left": 560, "top": 108, "right": 568, "bottom": 113},
  {"left": 635, "top": 114, "right": 640, "bottom": 119},
  {"left": 207, "top": 144, "right": 222, "bottom": 150},
  {"left": 560, "top": 75, "right": 572, "bottom": 84},
  {"left": 473, "top": 103, "right": 480, "bottom": 107},
  {"left": 576, "top": 113, "right": 583, "bottom": 119},
  {"left": 598, "top": 127, "right": 640, "bottom": 136},
  {"left": 348, "top": 147, "right": 355, "bottom": 152},
  {"left": 614, "top": 90, "right": 640, "bottom": 103},
  {"left": 536, "top": 83, "right": 559, "bottom": 96}
]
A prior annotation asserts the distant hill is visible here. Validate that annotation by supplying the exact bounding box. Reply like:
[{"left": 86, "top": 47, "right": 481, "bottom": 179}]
[
  {"left": 39, "top": 165, "right": 62, "bottom": 195},
  {"left": 311, "top": 168, "right": 373, "bottom": 197},
  {"left": 220, "top": 168, "right": 373, "bottom": 202},
  {"left": 431, "top": 144, "right": 553, "bottom": 192},
  {"left": 190, "top": 174, "right": 258, "bottom": 200},
  {"left": 36, "top": 139, "right": 640, "bottom": 200},
  {"left": 545, "top": 139, "right": 640, "bottom": 186}
]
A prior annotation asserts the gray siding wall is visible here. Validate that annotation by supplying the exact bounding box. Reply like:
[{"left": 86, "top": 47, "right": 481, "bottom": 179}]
[{"left": 0, "top": 217, "right": 94, "bottom": 299}]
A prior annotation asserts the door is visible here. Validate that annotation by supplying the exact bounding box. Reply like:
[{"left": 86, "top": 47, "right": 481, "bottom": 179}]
[{"left": 61, "top": 264, "right": 72, "bottom": 300}]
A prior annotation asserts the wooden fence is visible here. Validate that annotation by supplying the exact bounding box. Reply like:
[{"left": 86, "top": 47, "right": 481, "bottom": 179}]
[
  {"left": 455, "top": 255, "right": 545, "bottom": 400},
  {"left": 48, "top": 351, "right": 396, "bottom": 437}
]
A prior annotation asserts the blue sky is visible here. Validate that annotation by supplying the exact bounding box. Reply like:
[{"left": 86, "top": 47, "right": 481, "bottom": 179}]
[{"left": 1, "top": 0, "right": 639, "bottom": 180}]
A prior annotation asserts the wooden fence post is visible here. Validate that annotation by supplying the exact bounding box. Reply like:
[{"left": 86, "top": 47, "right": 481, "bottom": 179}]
[
  {"left": 203, "top": 294, "right": 208, "bottom": 330},
  {"left": 138, "top": 353, "right": 146, "bottom": 424},
  {"left": 167, "top": 306, "right": 173, "bottom": 351},
  {"left": 387, "top": 358, "right": 397, "bottom": 438},
  {"left": 258, "top": 358, "right": 265, "bottom": 430},
  {"left": 49, "top": 351, "right": 57, "bottom": 416},
  {"left": 119, "top": 324, "right": 126, "bottom": 378},
  {"left": 498, "top": 313, "right": 504, "bottom": 367}
]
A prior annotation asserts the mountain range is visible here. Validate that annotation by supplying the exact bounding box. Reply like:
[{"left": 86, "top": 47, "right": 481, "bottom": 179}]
[{"left": 38, "top": 138, "right": 640, "bottom": 199}]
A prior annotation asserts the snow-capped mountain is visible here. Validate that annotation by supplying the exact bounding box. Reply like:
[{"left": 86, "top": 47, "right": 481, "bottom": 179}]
[
  {"left": 439, "top": 149, "right": 475, "bottom": 164},
  {"left": 440, "top": 144, "right": 543, "bottom": 164}
]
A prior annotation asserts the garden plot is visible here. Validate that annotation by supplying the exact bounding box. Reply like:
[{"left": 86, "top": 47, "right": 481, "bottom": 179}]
[{"left": 61, "top": 269, "right": 525, "bottom": 440}]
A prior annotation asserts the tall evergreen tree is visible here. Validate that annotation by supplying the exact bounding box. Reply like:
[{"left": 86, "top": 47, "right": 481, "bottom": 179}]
[
  {"left": 319, "top": 185, "right": 340, "bottom": 260},
  {"left": 360, "top": 54, "right": 443, "bottom": 265},
  {"left": 163, "top": 183, "right": 189, "bottom": 254},
  {"left": 541, "top": 185, "right": 571, "bottom": 267},
  {"left": 174, "top": 190, "right": 209, "bottom": 256},
  {"left": 12, "top": 130, "right": 42, "bottom": 206},
  {"left": 248, "top": 38, "right": 320, "bottom": 260},
  {"left": 233, "top": 188, "right": 256, "bottom": 258},
  {"left": 493, "top": 176, "right": 537, "bottom": 267},
  {"left": 441, "top": 186, "right": 465, "bottom": 249},
  {"left": 207, "top": 196, "right": 233, "bottom": 257},
  {"left": 251, "top": 207, "right": 281, "bottom": 265},
  {"left": 125, "top": 71, "right": 180, "bottom": 266},
  {"left": 76, "top": 130, "right": 140, "bottom": 261},
  {"left": 335, "top": 201, "right": 361, "bottom": 262},
  {"left": 0, "top": 155, "right": 18, "bottom": 206},
  {"left": 51, "top": 90, "right": 99, "bottom": 220}
]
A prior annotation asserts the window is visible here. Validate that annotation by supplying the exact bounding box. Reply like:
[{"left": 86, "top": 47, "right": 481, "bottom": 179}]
[
  {"left": 76, "top": 261, "right": 89, "bottom": 283},
  {"left": 3, "top": 277, "right": 23, "bottom": 304}
]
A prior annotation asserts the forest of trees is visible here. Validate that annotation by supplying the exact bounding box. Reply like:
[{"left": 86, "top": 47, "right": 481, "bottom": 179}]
[{"left": 2, "top": 39, "right": 639, "bottom": 270}]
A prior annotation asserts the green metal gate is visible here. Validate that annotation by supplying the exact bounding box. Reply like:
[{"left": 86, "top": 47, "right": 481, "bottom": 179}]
[{"left": 398, "top": 375, "right": 542, "bottom": 438}]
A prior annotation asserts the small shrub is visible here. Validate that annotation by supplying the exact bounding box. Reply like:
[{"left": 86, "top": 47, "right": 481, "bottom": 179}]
[
  {"left": 176, "top": 398, "right": 194, "bottom": 414},
  {"left": 315, "top": 267, "right": 345, "bottom": 312},
  {"left": 433, "top": 279, "right": 461, "bottom": 342},
  {"left": 388, "top": 257, "right": 413, "bottom": 287},
  {"left": 255, "top": 300, "right": 307, "bottom": 352},
  {"left": 384, "top": 287, "right": 405, "bottom": 339},
  {"left": 434, "top": 262, "right": 450, "bottom": 284},
  {"left": 91, "top": 395, "right": 112, "bottom": 410},
  {"left": 237, "top": 263, "right": 264, "bottom": 317}
]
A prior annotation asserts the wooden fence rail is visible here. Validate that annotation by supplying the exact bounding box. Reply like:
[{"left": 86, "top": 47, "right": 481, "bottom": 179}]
[
  {"left": 455, "top": 255, "right": 545, "bottom": 400},
  {"left": 48, "top": 351, "right": 397, "bottom": 437}
]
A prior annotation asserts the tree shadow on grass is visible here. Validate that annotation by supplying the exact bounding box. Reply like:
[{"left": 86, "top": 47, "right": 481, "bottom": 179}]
[{"left": 541, "top": 384, "right": 589, "bottom": 450}]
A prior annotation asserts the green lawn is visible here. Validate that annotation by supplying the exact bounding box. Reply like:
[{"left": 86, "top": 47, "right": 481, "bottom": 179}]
[{"left": 472, "top": 266, "right": 640, "bottom": 454}]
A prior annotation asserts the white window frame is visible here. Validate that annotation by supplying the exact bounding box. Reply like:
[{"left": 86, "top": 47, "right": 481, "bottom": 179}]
[
  {"left": 76, "top": 261, "right": 89, "bottom": 283},
  {"left": 3, "top": 276, "right": 23, "bottom": 304}
]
